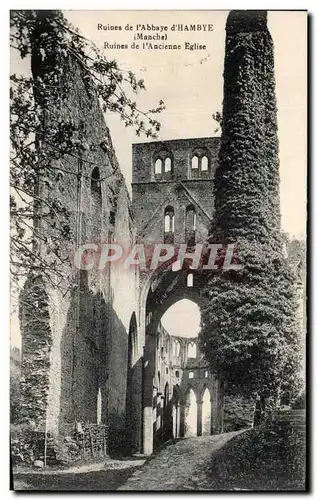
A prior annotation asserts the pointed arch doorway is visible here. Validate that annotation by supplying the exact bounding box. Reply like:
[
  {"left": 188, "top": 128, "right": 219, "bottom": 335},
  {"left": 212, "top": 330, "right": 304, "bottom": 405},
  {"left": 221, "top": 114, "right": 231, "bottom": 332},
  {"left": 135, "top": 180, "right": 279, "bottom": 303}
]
[
  {"left": 202, "top": 387, "right": 212, "bottom": 435},
  {"left": 185, "top": 388, "right": 197, "bottom": 437}
]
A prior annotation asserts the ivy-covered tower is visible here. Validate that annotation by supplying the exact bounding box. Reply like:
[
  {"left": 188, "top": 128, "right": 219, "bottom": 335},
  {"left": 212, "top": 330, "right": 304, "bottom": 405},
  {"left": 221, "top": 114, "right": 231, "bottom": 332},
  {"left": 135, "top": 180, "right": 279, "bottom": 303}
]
[{"left": 201, "top": 11, "right": 302, "bottom": 412}]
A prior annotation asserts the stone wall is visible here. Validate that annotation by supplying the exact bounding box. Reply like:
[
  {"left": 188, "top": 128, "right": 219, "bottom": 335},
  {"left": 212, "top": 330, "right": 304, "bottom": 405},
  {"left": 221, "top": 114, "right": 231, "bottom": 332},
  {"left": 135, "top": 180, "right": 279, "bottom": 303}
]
[
  {"left": 132, "top": 138, "right": 220, "bottom": 245},
  {"left": 19, "top": 49, "right": 142, "bottom": 454}
]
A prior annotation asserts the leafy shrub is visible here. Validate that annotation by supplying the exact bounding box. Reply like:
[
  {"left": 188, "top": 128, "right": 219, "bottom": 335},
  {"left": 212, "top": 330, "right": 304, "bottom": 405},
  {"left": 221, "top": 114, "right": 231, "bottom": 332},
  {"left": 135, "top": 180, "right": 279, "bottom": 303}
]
[
  {"left": 223, "top": 395, "right": 255, "bottom": 432},
  {"left": 292, "top": 391, "right": 306, "bottom": 409},
  {"left": 11, "top": 424, "right": 44, "bottom": 466}
]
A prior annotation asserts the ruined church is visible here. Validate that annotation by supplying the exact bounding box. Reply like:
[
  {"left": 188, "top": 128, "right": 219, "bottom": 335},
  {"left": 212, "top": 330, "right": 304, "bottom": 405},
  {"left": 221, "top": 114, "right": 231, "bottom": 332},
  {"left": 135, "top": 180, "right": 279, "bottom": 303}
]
[{"left": 18, "top": 34, "right": 226, "bottom": 457}]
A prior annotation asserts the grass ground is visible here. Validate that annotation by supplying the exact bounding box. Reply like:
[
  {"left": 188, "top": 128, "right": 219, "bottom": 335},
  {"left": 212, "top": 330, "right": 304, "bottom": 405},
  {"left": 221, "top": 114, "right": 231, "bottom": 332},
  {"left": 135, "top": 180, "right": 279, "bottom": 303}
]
[
  {"left": 12, "top": 458, "right": 146, "bottom": 491},
  {"left": 195, "top": 424, "right": 306, "bottom": 491}
]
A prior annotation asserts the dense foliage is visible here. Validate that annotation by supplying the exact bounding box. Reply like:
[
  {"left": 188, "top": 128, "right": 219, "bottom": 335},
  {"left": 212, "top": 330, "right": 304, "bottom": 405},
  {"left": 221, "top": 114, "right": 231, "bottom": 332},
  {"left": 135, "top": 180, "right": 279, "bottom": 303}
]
[
  {"left": 200, "top": 11, "right": 302, "bottom": 412},
  {"left": 223, "top": 395, "right": 255, "bottom": 432},
  {"left": 200, "top": 423, "right": 306, "bottom": 490}
]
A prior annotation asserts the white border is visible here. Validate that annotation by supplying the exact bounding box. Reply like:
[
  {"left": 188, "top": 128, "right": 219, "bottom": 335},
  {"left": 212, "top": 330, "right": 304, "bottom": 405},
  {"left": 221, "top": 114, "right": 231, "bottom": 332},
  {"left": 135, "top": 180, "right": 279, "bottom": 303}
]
[{"left": 2, "top": 2, "right": 314, "bottom": 499}]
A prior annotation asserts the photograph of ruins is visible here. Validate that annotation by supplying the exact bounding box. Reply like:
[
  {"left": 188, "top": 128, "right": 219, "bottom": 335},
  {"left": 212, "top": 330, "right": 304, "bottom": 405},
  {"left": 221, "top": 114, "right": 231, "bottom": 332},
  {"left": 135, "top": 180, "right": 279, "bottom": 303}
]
[{"left": 10, "top": 9, "right": 307, "bottom": 491}]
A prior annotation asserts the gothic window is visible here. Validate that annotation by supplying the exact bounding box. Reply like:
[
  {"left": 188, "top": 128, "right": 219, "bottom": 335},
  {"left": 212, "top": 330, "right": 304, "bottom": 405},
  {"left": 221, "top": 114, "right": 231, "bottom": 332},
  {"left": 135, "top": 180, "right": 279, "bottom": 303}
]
[
  {"left": 190, "top": 150, "right": 211, "bottom": 178},
  {"left": 189, "top": 371, "right": 194, "bottom": 379},
  {"left": 91, "top": 167, "right": 102, "bottom": 236},
  {"left": 188, "top": 342, "right": 197, "bottom": 358},
  {"left": 164, "top": 206, "right": 174, "bottom": 243},
  {"left": 191, "top": 156, "right": 199, "bottom": 170},
  {"left": 187, "top": 273, "right": 193, "bottom": 288},
  {"left": 201, "top": 156, "right": 209, "bottom": 171},
  {"left": 155, "top": 158, "right": 162, "bottom": 175},
  {"left": 91, "top": 167, "right": 102, "bottom": 199},
  {"left": 204, "top": 370, "right": 209, "bottom": 378},
  {"left": 175, "top": 370, "right": 180, "bottom": 378},
  {"left": 164, "top": 215, "right": 170, "bottom": 232},
  {"left": 165, "top": 157, "right": 172, "bottom": 173},
  {"left": 154, "top": 151, "right": 173, "bottom": 179}
]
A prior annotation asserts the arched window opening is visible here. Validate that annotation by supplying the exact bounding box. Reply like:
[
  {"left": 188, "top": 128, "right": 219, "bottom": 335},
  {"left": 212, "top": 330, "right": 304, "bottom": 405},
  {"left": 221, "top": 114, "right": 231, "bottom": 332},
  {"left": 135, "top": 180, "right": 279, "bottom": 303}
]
[
  {"left": 155, "top": 158, "right": 163, "bottom": 175},
  {"left": 164, "top": 206, "right": 175, "bottom": 244},
  {"left": 91, "top": 167, "right": 102, "bottom": 236},
  {"left": 201, "top": 156, "right": 209, "bottom": 171},
  {"left": 91, "top": 167, "right": 101, "bottom": 197},
  {"left": 164, "top": 215, "right": 170, "bottom": 232},
  {"left": 185, "top": 206, "right": 196, "bottom": 246},
  {"left": 189, "top": 371, "right": 194, "bottom": 379},
  {"left": 204, "top": 370, "right": 209, "bottom": 378},
  {"left": 188, "top": 342, "right": 197, "bottom": 358},
  {"left": 189, "top": 150, "right": 211, "bottom": 179},
  {"left": 187, "top": 273, "right": 193, "bottom": 288},
  {"left": 165, "top": 157, "right": 172, "bottom": 173},
  {"left": 185, "top": 389, "right": 197, "bottom": 437},
  {"left": 202, "top": 388, "right": 212, "bottom": 436},
  {"left": 191, "top": 156, "right": 199, "bottom": 170},
  {"left": 154, "top": 152, "right": 173, "bottom": 179}
]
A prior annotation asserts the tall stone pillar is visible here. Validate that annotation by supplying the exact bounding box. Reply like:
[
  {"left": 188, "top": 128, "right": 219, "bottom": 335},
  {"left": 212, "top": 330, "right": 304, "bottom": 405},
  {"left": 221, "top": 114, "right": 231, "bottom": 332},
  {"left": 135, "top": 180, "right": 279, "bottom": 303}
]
[
  {"left": 179, "top": 403, "right": 185, "bottom": 437},
  {"left": 197, "top": 398, "right": 203, "bottom": 436},
  {"left": 142, "top": 341, "right": 154, "bottom": 455}
]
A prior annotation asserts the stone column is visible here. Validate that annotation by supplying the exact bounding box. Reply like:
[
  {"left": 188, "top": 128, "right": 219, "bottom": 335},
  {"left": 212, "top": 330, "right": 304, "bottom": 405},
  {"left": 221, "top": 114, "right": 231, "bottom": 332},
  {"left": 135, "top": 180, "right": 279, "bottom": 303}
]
[
  {"left": 142, "top": 341, "right": 154, "bottom": 455},
  {"left": 179, "top": 403, "right": 185, "bottom": 437},
  {"left": 197, "top": 398, "right": 203, "bottom": 436}
]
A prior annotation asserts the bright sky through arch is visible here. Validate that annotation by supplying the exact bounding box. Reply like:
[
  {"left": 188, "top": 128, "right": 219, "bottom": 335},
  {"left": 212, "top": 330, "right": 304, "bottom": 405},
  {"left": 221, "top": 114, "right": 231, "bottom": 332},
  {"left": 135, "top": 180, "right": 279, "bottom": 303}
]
[{"left": 161, "top": 299, "right": 201, "bottom": 338}]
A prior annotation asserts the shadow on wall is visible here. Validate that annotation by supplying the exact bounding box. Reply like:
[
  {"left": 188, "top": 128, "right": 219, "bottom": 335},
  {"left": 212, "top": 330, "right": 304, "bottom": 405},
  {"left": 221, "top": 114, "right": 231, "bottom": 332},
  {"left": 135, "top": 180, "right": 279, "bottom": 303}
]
[
  {"left": 59, "top": 272, "right": 142, "bottom": 456},
  {"left": 125, "top": 312, "right": 142, "bottom": 455}
]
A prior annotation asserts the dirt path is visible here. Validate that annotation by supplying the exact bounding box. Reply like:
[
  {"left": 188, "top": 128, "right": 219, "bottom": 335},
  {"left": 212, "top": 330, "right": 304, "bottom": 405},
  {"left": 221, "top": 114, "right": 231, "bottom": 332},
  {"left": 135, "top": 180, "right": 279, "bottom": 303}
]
[
  {"left": 13, "top": 431, "right": 246, "bottom": 491},
  {"left": 13, "top": 458, "right": 146, "bottom": 491},
  {"left": 119, "top": 430, "right": 246, "bottom": 491}
]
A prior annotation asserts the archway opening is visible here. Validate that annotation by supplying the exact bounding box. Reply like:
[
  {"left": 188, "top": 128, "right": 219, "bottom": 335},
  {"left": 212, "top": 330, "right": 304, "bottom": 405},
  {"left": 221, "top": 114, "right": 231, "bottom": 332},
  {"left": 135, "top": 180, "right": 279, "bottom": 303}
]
[
  {"left": 160, "top": 299, "right": 201, "bottom": 338},
  {"left": 202, "top": 387, "right": 212, "bottom": 436},
  {"left": 185, "top": 388, "right": 197, "bottom": 437}
]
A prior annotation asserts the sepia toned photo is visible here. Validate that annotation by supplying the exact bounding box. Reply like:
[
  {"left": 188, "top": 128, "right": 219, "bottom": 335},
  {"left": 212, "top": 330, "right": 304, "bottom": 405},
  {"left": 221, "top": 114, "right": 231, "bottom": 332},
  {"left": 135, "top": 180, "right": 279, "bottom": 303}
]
[{"left": 10, "top": 9, "right": 307, "bottom": 491}]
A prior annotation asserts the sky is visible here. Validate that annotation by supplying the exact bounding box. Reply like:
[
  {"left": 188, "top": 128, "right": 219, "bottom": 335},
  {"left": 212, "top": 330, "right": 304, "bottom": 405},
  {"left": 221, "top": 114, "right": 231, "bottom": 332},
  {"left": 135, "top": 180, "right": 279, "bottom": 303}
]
[
  {"left": 10, "top": 10, "right": 307, "bottom": 345},
  {"left": 161, "top": 299, "right": 201, "bottom": 338}
]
